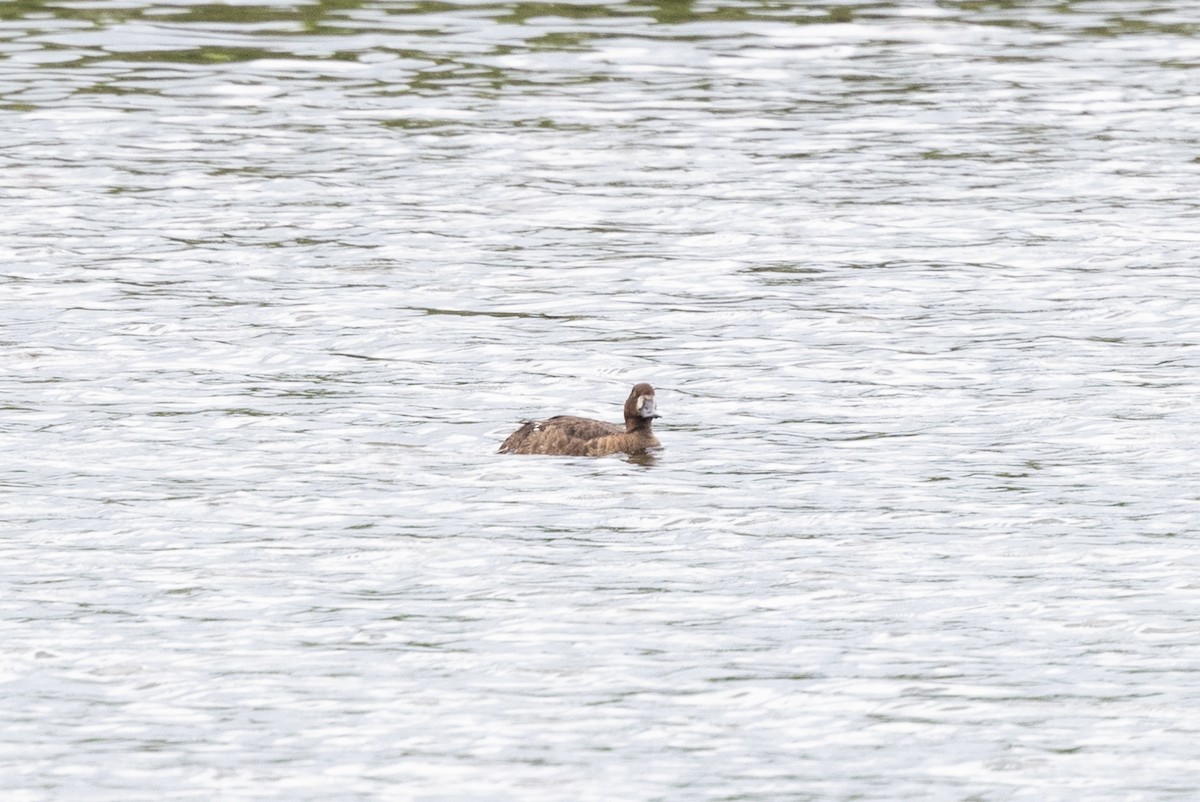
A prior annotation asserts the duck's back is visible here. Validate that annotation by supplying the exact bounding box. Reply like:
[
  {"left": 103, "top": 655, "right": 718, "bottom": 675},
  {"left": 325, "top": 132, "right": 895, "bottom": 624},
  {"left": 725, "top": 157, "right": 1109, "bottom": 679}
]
[{"left": 499, "top": 415, "right": 623, "bottom": 456}]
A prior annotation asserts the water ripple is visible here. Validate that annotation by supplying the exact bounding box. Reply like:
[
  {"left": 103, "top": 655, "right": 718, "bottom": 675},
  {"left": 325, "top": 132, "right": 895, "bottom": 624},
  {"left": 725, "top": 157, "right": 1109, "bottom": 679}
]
[{"left": 5, "top": 2, "right": 1200, "bottom": 800}]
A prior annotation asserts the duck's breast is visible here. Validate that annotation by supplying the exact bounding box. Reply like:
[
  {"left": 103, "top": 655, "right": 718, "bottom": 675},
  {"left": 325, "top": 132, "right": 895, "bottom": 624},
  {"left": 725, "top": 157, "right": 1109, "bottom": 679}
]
[{"left": 584, "top": 430, "right": 661, "bottom": 457}]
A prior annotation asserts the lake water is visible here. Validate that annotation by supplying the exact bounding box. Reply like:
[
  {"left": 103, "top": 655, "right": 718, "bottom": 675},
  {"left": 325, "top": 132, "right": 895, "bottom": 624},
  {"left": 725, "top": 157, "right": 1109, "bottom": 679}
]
[{"left": 4, "top": 1, "right": 1200, "bottom": 799}]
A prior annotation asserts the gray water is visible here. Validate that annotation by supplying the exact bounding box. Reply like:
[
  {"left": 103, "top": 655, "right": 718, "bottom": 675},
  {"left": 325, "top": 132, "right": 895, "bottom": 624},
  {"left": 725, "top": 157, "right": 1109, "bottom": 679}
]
[{"left": 4, "top": 1, "right": 1200, "bottom": 799}]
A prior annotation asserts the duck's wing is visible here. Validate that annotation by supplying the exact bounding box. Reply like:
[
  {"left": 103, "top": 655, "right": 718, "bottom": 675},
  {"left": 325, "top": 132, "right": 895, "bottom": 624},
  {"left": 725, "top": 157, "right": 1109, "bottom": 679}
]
[
  {"left": 499, "top": 415, "right": 622, "bottom": 455},
  {"left": 541, "top": 415, "right": 622, "bottom": 441}
]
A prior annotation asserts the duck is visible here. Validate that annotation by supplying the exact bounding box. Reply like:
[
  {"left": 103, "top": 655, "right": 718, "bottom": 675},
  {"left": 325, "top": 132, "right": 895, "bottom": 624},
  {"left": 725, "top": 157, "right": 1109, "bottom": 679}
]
[{"left": 499, "top": 383, "right": 662, "bottom": 456}]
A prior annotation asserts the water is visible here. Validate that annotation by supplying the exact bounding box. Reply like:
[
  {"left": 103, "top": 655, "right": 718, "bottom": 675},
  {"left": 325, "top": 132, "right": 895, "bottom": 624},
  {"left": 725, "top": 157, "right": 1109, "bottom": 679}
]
[{"left": 4, "top": 1, "right": 1200, "bottom": 799}]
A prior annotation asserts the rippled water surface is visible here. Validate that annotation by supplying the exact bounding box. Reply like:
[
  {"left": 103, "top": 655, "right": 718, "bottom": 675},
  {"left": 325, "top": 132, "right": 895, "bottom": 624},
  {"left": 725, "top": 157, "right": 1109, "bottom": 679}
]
[{"left": 5, "top": 1, "right": 1200, "bottom": 799}]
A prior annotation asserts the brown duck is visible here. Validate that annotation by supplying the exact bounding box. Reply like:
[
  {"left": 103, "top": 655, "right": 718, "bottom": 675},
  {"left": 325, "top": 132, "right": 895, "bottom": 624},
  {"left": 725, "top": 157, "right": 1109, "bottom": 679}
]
[{"left": 499, "top": 383, "right": 662, "bottom": 456}]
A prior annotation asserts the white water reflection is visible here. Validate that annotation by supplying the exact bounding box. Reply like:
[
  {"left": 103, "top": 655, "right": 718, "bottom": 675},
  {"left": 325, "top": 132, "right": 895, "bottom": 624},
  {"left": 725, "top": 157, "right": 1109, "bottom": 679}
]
[{"left": 4, "top": 2, "right": 1200, "bottom": 800}]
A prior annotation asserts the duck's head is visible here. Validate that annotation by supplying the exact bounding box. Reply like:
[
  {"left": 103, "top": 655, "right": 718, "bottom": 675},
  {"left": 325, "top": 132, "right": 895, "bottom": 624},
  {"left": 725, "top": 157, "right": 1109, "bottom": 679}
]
[{"left": 625, "top": 383, "right": 660, "bottom": 421}]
